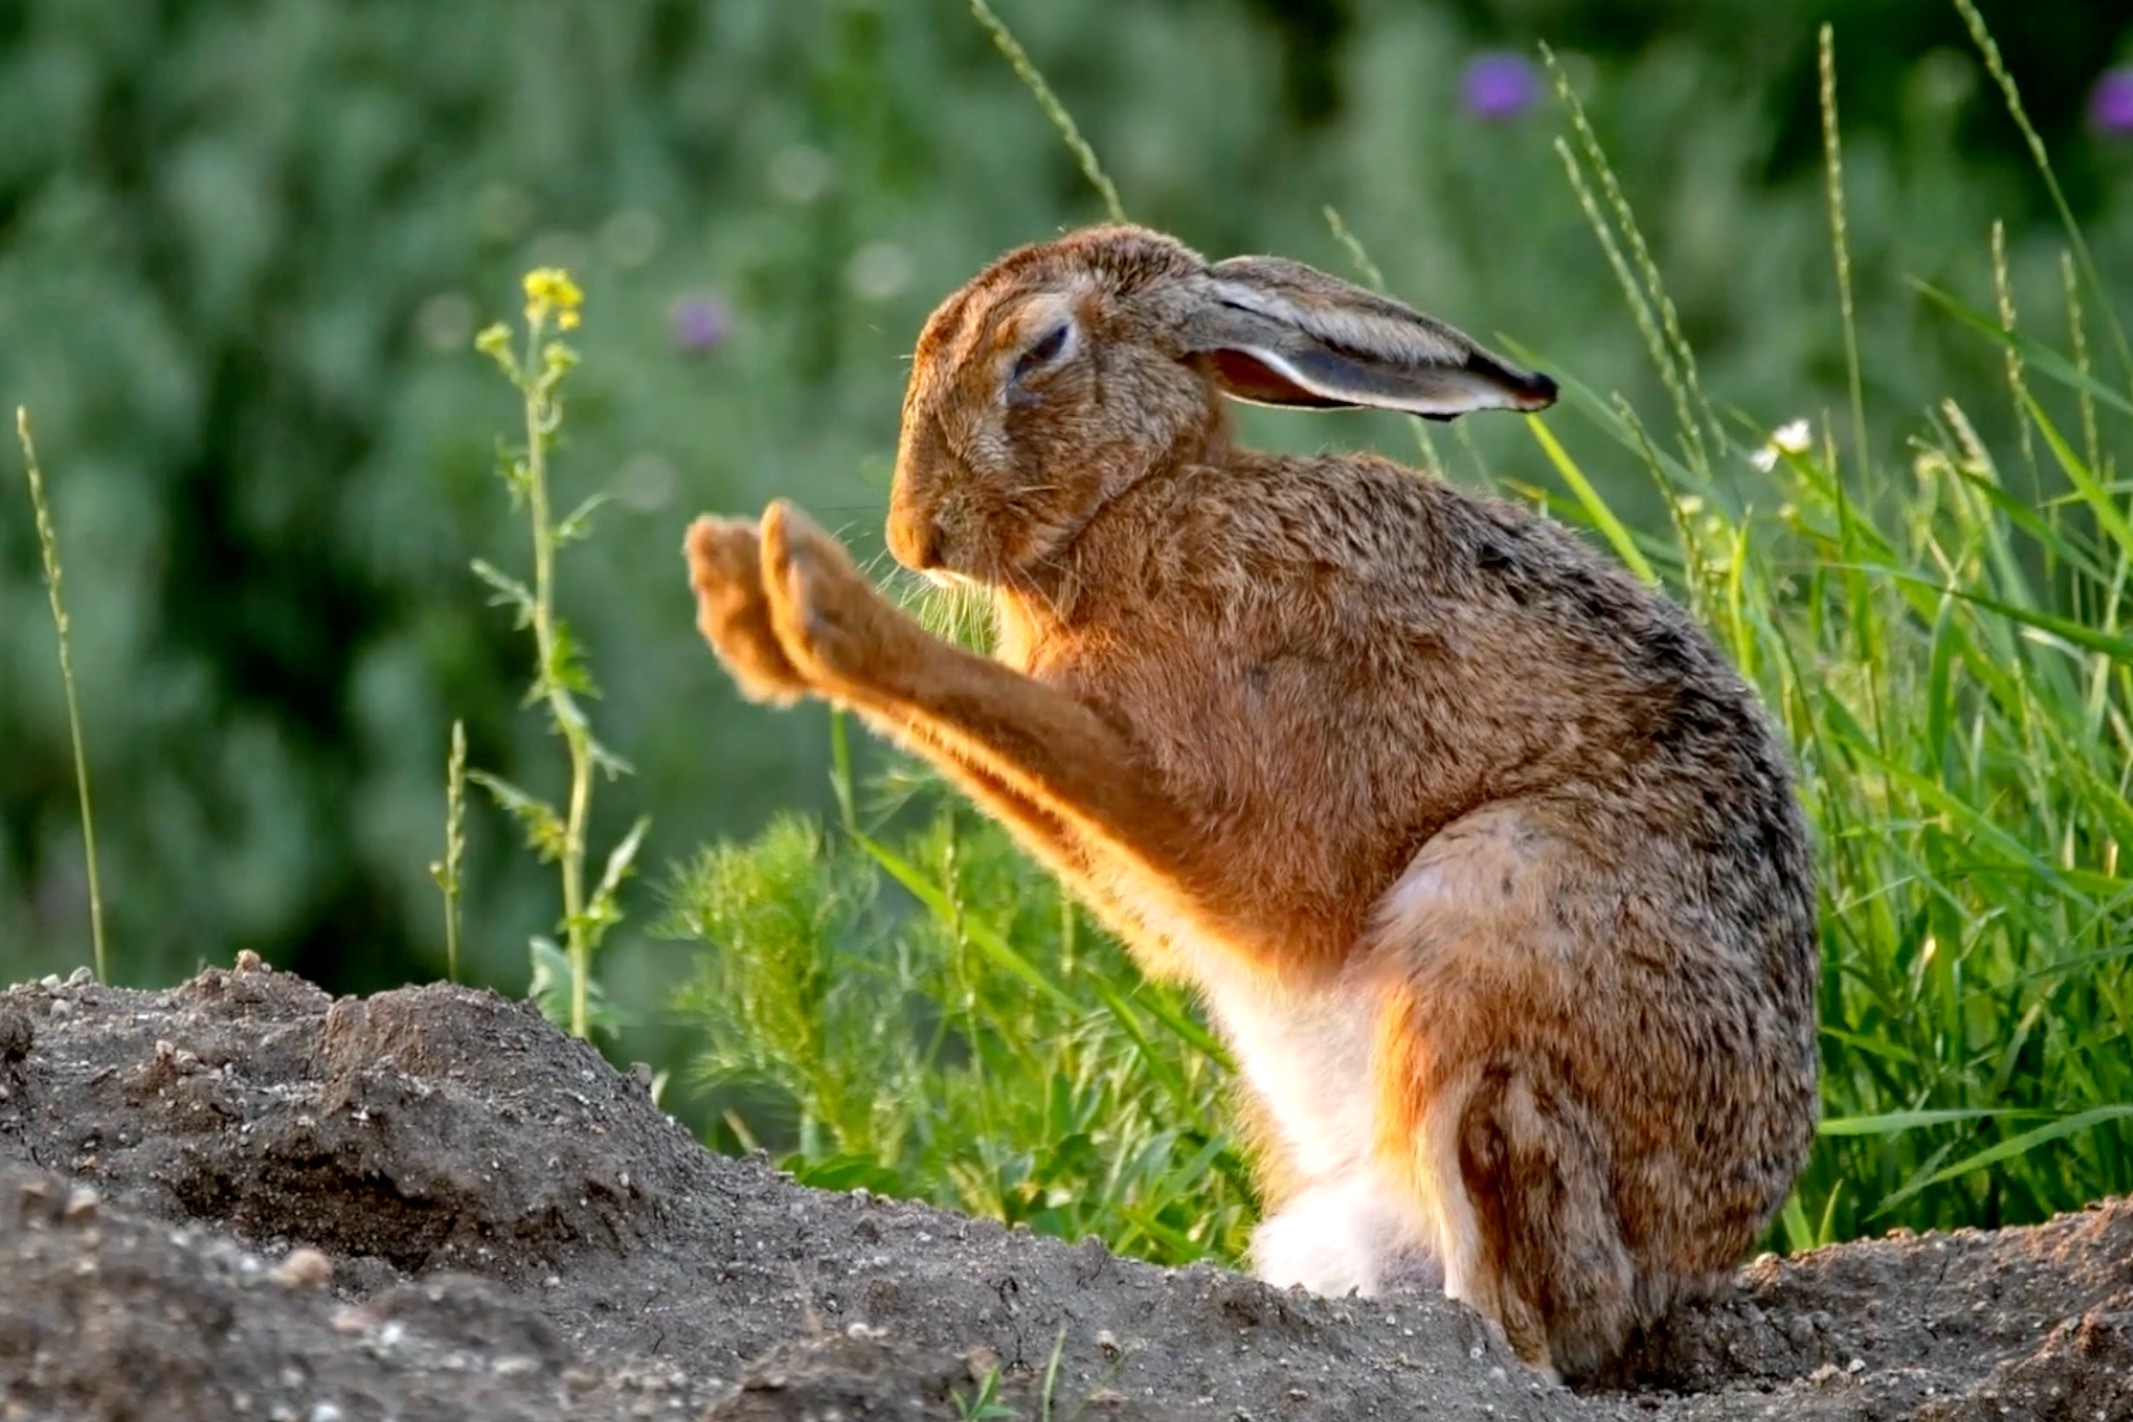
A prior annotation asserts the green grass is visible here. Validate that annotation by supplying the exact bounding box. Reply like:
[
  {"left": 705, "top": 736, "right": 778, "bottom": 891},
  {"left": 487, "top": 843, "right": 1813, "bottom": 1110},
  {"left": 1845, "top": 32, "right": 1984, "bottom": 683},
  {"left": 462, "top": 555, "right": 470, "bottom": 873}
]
[
  {"left": 666, "top": 804, "right": 1253, "bottom": 1265},
  {"left": 1529, "top": 301, "right": 2133, "bottom": 1244},
  {"left": 14, "top": 407, "right": 106, "bottom": 984},
  {"left": 662, "top": 5, "right": 2133, "bottom": 1263}
]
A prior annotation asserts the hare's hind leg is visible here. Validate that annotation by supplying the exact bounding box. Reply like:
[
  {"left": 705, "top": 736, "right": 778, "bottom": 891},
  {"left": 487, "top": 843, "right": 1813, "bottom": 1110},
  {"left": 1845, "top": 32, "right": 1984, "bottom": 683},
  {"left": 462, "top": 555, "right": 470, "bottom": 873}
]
[
  {"left": 1379, "top": 1012, "right": 1634, "bottom": 1379},
  {"left": 1458, "top": 1064, "right": 1635, "bottom": 1380},
  {"left": 1367, "top": 819, "right": 1639, "bottom": 1381}
]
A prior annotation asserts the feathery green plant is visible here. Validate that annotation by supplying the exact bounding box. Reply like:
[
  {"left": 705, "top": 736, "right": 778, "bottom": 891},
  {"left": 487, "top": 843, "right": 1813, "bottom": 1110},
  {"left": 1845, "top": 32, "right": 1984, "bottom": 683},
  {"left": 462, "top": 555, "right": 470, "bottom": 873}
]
[
  {"left": 668, "top": 807, "right": 1250, "bottom": 1264},
  {"left": 15, "top": 408, "right": 106, "bottom": 983},
  {"left": 471, "top": 270, "right": 650, "bottom": 1039}
]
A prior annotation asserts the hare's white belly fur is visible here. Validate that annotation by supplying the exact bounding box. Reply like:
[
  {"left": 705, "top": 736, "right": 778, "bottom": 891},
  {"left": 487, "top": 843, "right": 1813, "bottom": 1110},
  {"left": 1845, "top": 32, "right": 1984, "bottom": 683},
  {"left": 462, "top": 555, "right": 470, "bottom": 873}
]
[
  {"left": 1092, "top": 869, "right": 1476, "bottom": 1304},
  {"left": 1121, "top": 886, "right": 1446, "bottom": 1300}
]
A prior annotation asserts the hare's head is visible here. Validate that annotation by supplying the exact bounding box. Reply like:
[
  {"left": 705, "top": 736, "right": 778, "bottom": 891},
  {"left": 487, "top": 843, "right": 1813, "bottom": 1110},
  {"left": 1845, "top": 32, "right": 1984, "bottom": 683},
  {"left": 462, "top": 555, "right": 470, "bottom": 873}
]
[{"left": 886, "top": 223, "right": 1556, "bottom": 585}]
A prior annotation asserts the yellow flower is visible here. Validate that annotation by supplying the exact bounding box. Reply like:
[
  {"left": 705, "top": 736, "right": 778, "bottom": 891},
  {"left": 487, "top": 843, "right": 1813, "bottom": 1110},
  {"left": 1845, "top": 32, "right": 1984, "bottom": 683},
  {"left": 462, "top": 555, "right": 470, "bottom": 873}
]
[{"left": 522, "top": 267, "right": 584, "bottom": 328}]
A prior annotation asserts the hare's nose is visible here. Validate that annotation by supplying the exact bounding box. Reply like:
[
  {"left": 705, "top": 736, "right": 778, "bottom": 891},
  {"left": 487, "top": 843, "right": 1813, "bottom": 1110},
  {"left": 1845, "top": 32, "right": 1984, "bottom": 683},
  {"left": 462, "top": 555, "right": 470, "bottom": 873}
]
[{"left": 886, "top": 504, "right": 943, "bottom": 572}]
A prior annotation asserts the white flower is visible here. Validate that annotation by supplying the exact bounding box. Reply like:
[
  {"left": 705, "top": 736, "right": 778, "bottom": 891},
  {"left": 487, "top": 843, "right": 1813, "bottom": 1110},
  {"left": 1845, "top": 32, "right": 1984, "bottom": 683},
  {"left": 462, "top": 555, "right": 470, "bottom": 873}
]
[{"left": 1750, "top": 419, "right": 1813, "bottom": 472}]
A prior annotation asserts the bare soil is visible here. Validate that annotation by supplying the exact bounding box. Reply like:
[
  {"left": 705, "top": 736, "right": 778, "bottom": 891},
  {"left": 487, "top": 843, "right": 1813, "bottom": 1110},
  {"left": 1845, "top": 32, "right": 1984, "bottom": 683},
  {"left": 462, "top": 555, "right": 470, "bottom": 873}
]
[{"left": 0, "top": 959, "right": 2125, "bottom": 1421}]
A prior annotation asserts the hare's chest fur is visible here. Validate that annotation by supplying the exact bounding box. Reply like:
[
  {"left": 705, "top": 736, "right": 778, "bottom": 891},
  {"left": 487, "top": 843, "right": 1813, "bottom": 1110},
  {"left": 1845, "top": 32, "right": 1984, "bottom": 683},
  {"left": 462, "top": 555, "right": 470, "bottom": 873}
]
[
  {"left": 1192, "top": 951, "right": 1380, "bottom": 1181},
  {"left": 1085, "top": 853, "right": 1383, "bottom": 1184},
  {"left": 1188, "top": 941, "right": 1442, "bottom": 1297},
  {"left": 1203, "top": 963, "right": 1382, "bottom": 1185}
]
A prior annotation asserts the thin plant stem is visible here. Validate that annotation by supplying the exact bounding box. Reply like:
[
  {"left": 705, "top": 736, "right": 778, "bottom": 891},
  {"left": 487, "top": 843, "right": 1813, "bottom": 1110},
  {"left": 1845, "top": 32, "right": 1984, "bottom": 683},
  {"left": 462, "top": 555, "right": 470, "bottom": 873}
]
[
  {"left": 1542, "top": 44, "right": 1715, "bottom": 474},
  {"left": 1990, "top": 219, "right": 2037, "bottom": 486},
  {"left": 1322, "top": 204, "right": 1445, "bottom": 479},
  {"left": 966, "top": 0, "right": 1125, "bottom": 224},
  {"left": 16, "top": 408, "right": 107, "bottom": 983},
  {"left": 519, "top": 312, "right": 598, "bottom": 1039},
  {"left": 1818, "top": 25, "right": 1870, "bottom": 473},
  {"left": 1548, "top": 139, "right": 1692, "bottom": 473},
  {"left": 1953, "top": 0, "right": 2133, "bottom": 399},
  {"left": 435, "top": 719, "right": 467, "bottom": 982},
  {"left": 2061, "top": 251, "right": 2100, "bottom": 481}
]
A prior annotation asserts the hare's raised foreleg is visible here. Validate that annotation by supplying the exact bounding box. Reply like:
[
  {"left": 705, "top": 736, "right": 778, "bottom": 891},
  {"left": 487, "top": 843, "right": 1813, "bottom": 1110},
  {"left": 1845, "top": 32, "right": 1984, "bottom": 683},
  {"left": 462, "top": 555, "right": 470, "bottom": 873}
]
[
  {"left": 687, "top": 514, "right": 816, "bottom": 705},
  {"left": 754, "top": 502, "right": 1226, "bottom": 877},
  {"left": 689, "top": 512, "right": 1088, "bottom": 858},
  {"left": 686, "top": 508, "right": 1218, "bottom": 962}
]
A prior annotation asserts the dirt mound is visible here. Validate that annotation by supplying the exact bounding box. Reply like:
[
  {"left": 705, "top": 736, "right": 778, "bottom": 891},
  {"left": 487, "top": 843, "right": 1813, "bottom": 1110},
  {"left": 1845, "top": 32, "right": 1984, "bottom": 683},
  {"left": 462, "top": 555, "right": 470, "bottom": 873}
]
[{"left": 0, "top": 960, "right": 2125, "bottom": 1421}]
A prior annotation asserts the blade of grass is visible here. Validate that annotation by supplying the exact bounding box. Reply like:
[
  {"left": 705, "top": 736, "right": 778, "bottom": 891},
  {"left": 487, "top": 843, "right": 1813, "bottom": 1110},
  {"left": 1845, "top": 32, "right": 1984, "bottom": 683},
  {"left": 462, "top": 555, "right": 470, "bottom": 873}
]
[
  {"left": 1952, "top": 0, "right": 2133, "bottom": 396},
  {"left": 1913, "top": 283, "right": 2133, "bottom": 419},
  {"left": 1819, "top": 1107, "right": 2050, "bottom": 1136},
  {"left": 1875, "top": 1104, "right": 2133, "bottom": 1215},
  {"left": 966, "top": 0, "right": 1124, "bottom": 224},
  {"left": 1817, "top": 25, "right": 1870, "bottom": 470},
  {"left": 16, "top": 408, "right": 107, "bottom": 983},
  {"left": 853, "top": 828, "right": 1082, "bottom": 1014},
  {"left": 2023, "top": 392, "right": 2133, "bottom": 561},
  {"left": 1524, "top": 415, "right": 1658, "bottom": 583}
]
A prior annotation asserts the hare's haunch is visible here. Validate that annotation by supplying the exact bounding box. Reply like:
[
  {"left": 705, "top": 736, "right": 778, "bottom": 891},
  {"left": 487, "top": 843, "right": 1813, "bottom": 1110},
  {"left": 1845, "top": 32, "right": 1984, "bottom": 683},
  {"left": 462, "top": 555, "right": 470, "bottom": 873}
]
[{"left": 685, "top": 225, "right": 1818, "bottom": 1381}]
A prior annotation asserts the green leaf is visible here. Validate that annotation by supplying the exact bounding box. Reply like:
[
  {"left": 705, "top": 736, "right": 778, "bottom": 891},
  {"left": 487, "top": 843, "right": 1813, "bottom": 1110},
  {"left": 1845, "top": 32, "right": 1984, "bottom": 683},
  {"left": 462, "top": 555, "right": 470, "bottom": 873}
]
[
  {"left": 467, "top": 769, "right": 565, "bottom": 862},
  {"left": 1874, "top": 1105, "right": 2133, "bottom": 1215},
  {"left": 555, "top": 492, "right": 613, "bottom": 545},
  {"left": 469, "top": 558, "right": 535, "bottom": 627},
  {"left": 546, "top": 618, "right": 600, "bottom": 698},
  {"left": 586, "top": 731, "right": 637, "bottom": 779},
  {"left": 529, "top": 935, "right": 621, "bottom": 1034},
  {"left": 586, "top": 815, "right": 653, "bottom": 931},
  {"left": 1817, "top": 1107, "right": 2049, "bottom": 1136}
]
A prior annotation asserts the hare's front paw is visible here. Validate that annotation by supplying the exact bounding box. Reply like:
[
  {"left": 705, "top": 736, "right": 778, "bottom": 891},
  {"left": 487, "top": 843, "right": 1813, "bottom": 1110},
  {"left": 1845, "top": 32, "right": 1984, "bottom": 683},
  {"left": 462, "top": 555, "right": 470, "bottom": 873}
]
[
  {"left": 759, "top": 499, "right": 911, "bottom": 695},
  {"left": 685, "top": 515, "right": 810, "bottom": 706}
]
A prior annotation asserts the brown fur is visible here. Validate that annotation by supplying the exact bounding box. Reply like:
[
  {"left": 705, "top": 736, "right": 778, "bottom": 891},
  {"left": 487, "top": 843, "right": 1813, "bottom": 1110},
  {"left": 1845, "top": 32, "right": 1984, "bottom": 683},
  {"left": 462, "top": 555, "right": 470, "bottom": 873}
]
[{"left": 682, "top": 225, "right": 1818, "bottom": 1380}]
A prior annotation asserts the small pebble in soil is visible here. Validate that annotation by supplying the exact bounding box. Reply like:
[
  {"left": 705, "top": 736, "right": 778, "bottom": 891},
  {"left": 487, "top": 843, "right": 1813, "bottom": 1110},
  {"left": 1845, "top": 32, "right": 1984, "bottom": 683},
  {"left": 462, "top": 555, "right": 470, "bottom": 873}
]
[
  {"left": 64, "top": 1185, "right": 99, "bottom": 1224},
  {"left": 271, "top": 1246, "right": 333, "bottom": 1290}
]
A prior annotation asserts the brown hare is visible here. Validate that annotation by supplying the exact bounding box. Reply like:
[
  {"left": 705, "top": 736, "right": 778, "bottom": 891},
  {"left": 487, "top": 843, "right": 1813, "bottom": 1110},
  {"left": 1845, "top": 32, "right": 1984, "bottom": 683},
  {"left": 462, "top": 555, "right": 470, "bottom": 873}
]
[{"left": 683, "top": 224, "right": 1819, "bottom": 1381}]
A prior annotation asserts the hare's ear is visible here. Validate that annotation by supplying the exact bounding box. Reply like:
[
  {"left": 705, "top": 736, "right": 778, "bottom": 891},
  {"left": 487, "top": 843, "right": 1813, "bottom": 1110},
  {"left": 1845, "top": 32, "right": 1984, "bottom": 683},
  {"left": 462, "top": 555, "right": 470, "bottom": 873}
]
[{"left": 1179, "top": 255, "right": 1557, "bottom": 419}]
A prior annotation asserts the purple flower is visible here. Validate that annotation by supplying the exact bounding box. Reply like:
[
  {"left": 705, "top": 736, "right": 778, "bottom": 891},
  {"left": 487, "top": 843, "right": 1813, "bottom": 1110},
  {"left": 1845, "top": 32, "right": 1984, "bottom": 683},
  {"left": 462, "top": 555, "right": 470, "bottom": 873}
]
[
  {"left": 2091, "top": 65, "right": 2133, "bottom": 136},
  {"left": 669, "top": 293, "right": 729, "bottom": 354},
  {"left": 1461, "top": 52, "right": 1539, "bottom": 123}
]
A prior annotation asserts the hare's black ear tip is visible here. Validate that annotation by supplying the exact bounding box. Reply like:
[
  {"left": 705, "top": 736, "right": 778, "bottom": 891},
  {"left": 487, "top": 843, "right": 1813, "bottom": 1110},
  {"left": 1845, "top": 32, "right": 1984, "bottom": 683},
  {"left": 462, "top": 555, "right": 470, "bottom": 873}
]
[
  {"left": 1466, "top": 350, "right": 1559, "bottom": 412},
  {"left": 1517, "top": 370, "right": 1560, "bottom": 411}
]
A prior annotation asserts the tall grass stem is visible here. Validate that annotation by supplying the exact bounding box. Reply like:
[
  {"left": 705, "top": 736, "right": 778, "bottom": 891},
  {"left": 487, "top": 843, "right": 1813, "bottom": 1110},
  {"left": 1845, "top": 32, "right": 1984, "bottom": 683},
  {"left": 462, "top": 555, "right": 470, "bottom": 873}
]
[
  {"left": 965, "top": 0, "right": 1125, "bottom": 224},
  {"left": 1953, "top": 0, "right": 2133, "bottom": 397},
  {"left": 437, "top": 719, "right": 467, "bottom": 981},
  {"left": 1817, "top": 26, "right": 1871, "bottom": 472},
  {"left": 16, "top": 408, "right": 107, "bottom": 983}
]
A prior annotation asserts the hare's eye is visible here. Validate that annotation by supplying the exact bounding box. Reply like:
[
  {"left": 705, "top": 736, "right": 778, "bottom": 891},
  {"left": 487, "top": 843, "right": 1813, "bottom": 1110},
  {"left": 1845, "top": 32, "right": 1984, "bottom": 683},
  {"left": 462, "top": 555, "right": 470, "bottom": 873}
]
[{"left": 1013, "top": 322, "right": 1072, "bottom": 381}]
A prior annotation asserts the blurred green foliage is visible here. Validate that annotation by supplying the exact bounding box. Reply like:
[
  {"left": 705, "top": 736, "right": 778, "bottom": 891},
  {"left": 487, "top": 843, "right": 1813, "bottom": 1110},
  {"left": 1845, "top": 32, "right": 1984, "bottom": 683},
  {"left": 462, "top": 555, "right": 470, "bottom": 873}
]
[{"left": 2, "top": 0, "right": 2129, "bottom": 1056}]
